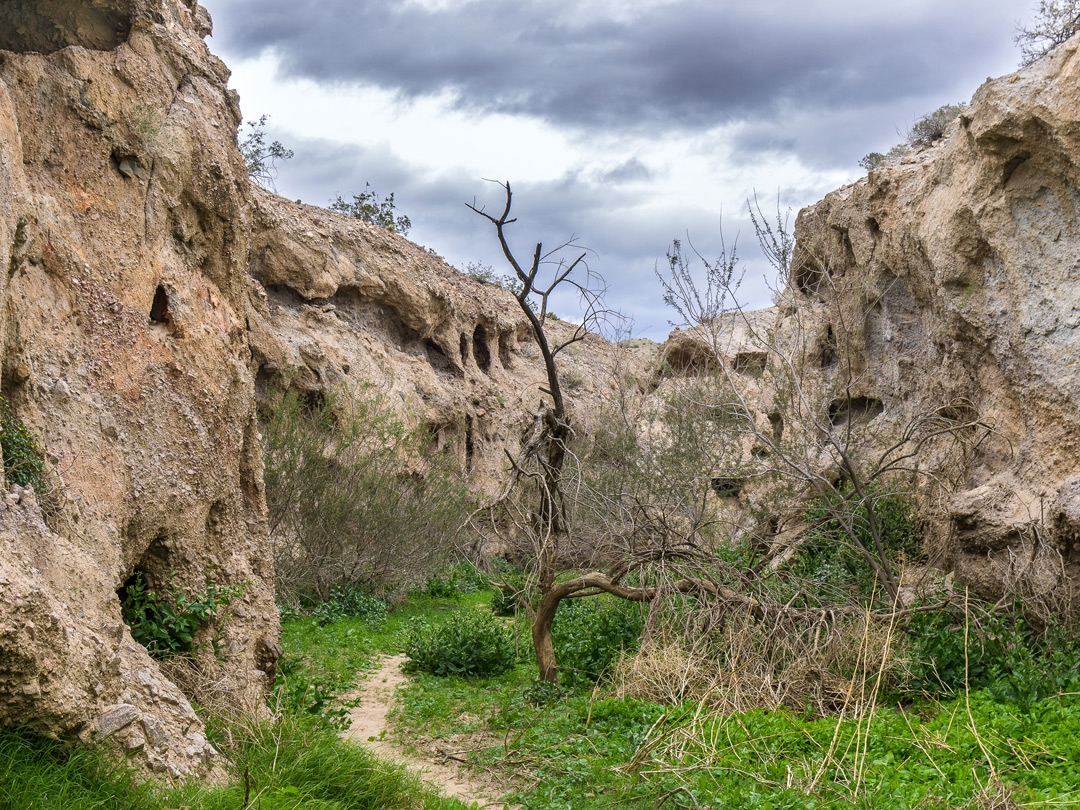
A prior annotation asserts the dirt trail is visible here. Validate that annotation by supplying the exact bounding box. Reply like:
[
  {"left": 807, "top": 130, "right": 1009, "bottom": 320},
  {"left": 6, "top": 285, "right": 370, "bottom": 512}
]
[{"left": 344, "top": 655, "right": 512, "bottom": 809}]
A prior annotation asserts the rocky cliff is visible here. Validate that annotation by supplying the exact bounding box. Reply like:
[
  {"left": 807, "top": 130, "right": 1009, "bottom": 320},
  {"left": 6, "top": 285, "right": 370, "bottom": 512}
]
[
  {"left": 674, "top": 33, "right": 1080, "bottom": 605},
  {"left": 0, "top": 0, "right": 277, "bottom": 778}
]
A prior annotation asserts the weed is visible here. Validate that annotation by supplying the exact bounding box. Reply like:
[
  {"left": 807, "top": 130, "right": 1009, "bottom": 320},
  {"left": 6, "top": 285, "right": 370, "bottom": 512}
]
[
  {"left": 119, "top": 571, "right": 246, "bottom": 659},
  {"left": 0, "top": 397, "right": 44, "bottom": 491},
  {"left": 405, "top": 609, "right": 515, "bottom": 678}
]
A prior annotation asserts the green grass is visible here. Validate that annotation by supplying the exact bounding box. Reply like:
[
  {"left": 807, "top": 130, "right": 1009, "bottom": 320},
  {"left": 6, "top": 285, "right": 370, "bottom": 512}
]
[
  {"left": 0, "top": 713, "right": 465, "bottom": 810},
  {"left": 10, "top": 585, "right": 1080, "bottom": 810}
]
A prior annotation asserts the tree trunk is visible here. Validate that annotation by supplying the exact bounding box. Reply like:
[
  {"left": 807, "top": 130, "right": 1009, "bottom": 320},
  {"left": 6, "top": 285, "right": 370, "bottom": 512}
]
[{"left": 532, "top": 589, "right": 563, "bottom": 683}]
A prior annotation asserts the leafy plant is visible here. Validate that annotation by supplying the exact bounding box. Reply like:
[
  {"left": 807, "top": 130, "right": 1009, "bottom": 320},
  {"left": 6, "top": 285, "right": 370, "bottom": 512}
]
[
  {"left": 329, "top": 184, "right": 411, "bottom": 235},
  {"left": 404, "top": 609, "right": 515, "bottom": 678},
  {"left": 906, "top": 103, "right": 965, "bottom": 147},
  {"left": 0, "top": 397, "right": 45, "bottom": 491},
  {"left": 120, "top": 571, "right": 246, "bottom": 659},
  {"left": 551, "top": 595, "right": 645, "bottom": 688},
  {"left": 798, "top": 485, "right": 922, "bottom": 598},
  {"left": 239, "top": 114, "right": 293, "bottom": 191}
]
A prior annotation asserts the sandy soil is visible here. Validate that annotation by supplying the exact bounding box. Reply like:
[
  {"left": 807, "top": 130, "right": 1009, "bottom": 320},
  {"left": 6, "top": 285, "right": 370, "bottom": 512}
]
[{"left": 344, "top": 655, "right": 514, "bottom": 809}]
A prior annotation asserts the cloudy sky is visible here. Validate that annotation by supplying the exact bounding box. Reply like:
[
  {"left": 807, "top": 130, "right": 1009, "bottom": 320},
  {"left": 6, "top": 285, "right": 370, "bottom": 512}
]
[{"left": 202, "top": 0, "right": 1035, "bottom": 339}]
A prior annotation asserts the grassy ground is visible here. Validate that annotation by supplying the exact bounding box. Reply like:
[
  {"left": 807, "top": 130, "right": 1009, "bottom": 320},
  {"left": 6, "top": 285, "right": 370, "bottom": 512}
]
[
  {"left": 358, "top": 589, "right": 1080, "bottom": 810},
  {"left": 6, "top": 586, "right": 1080, "bottom": 810}
]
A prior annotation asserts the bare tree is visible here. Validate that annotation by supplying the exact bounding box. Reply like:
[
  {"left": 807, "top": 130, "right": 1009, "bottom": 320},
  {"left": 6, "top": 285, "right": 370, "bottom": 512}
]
[{"left": 468, "top": 182, "right": 758, "bottom": 683}]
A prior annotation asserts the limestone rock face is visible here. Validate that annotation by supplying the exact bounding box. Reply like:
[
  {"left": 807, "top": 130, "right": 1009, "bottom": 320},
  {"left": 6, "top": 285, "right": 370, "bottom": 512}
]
[
  {"left": 245, "top": 187, "right": 655, "bottom": 489},
  {"left": 687, "top": 34, "right": 1080, "bottom": 601},
  {"left": 0, "top": 0, "right": 278, "bottom": 778}
]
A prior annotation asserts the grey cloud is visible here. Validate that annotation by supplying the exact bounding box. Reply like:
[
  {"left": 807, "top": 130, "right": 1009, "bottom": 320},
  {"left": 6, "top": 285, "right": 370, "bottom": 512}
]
[
  {"left": 207, "top": 0, "right": 1020, "bottom": 156},
  {"left": 268, "top": 131, "right": 803, "bottom": 339}
]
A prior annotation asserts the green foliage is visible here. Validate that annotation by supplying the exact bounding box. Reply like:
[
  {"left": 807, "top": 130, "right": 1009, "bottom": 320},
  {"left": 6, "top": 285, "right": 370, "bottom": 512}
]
[
  {"left": 906, "top": 103, "right": 965, "bottom": 147},
  {"left": 271, "top": 656, "right": 358, "bottom": 730},
  {"left": 798, "top": 485, "right": 921, "bottom": 598},
  {"left": 120, "top": 571, "right": 245, "bottom": 659},
  {"left": 859, "top": 144, "right": 907, "bottom": 170},
  {"left": 312, "top": 583, "right": 389, "bottom": 627},
  {"left": 1016, "top": 1, "right": 1080, "bottom": 65},
  {"left": 330, "top": 183, "right": 412, "bottom": 235},
  {"left": 263, "top": 386, "right": 472, "bottom": 603},
  {"left": 0, "top": 397, "right": 44, "bottom": 491},
  {"left": 551, "top": 595, "right": 645, "bottom": 688},
  {"left": 901, "top": 600, "right": 1080, "bottom": 707},
  {"left": 239, "top": 114, "right": 293, "bottom": 191},
  {"left": 522, "top": 678, "right": 566, "bottom": 706},
  {"left": 404, "top": 609, "right": 515, "bottom": 678}
]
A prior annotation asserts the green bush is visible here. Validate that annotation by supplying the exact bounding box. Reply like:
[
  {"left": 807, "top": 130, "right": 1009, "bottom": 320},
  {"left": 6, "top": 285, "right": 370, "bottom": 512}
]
[
  {"left": 491, "top": 570, "right": 527, "bottom": 616},
  {"left": 404, "top": 609, "right": 515, "bottom": 678},
  {"left": 0, "top": 397, "right": 44, "bottom": 491},
  {"left": 120, "top": 571, "right": 245, "bottom": 659},
  {"left": 906, "top": 103, "right": 965, "bottom": 147},
  {"left": 552, "top": 595, "right": 645, "bottom": 688},
  {"left": 899, "top": 599, "right": 1080, "bottom": 707},
  {"left": 799, "top": 485, "right": 921, "bottom": 598}
]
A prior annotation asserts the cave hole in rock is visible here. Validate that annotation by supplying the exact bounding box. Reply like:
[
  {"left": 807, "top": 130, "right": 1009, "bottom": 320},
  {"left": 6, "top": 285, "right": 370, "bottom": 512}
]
[
  {"left": 768, "top": 412, "right": 784, "bottom": 441},
  {"left": 0, "top": 0, "right": 134, "bottom": 53},
  {"left": 464, "top": 415, "right": 475, "bottom": 472},
  {"left": 791, "top": 257, "right": 823, "bottom": 297},
  {"left": 817, "top": 324, "right": 838, "bottom": 367},
  {"left": 828, "top": 396, "right": 884, "bottom": 427},
  {"left": 298, "top": 388, "right": 327, "bottom": 419},
  {"left": 498, "top": 330, "right": 514, "bottom": 369},
  {"left": 866, "top": 217, "right": 882, "bottom": 239},
  {"left": 149, "top": 285, "right": 171, "bottom": 327},
  {"left": 424, "top": 339, "right": 459, "bottom": 375},
  {"left": 459, "top": 334, "right": 469, "bottom": 367},
  {"left": 472, "top": 324, "right": 492, "bottom": 372},
  {"left": 116, "top": 531, "right": 174, "bottom": 641},
  {"left": 711, "top": 477, "right": 744, "bottom": 498},
  {"left": 733, "top": 351, "right": 767, "bottom": 377}
]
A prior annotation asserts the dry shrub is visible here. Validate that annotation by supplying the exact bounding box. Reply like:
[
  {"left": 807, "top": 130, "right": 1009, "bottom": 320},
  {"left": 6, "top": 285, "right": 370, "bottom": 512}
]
[
  {"left": 611, "top": 596, "right": 905, "bottom": 719},
  {"left": 158, "top": 654, "right": 266, "bottom": 725}
]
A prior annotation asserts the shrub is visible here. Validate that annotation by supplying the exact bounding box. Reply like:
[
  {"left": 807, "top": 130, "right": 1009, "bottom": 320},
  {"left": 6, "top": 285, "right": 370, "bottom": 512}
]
[
  {"left": 329, "top": 184, "right": 411, "bottom": 235},
  {"left": 906, "top": 103, "right": 965, "bottom": 148},
  {"left": 239, "top": 114, "right": 293, "bottom": 191},
  {"left": 1015, "top": 1, "right": 1080, "bottom": 65},
  {"left": 120, "top": 571, "right": 246, "bottom": 659},
  {"left": 404, "top": 610, "right": 515, "bottom": 678},
  {"left": 798, "top": 485, "right": 922, "bottom": 599},
  {"left": 263, "top": 386, "right": 472, "bottom": 603},
  {"left": 0, "top": 397, "right": 45, "bottom": 491},
  {"left": 552, "top": 595, "right": 646, "bottom": 688}
]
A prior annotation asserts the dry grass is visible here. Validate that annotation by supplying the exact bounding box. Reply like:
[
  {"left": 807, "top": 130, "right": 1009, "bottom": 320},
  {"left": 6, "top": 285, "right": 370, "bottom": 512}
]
[{"left": 611, "top": 599, "right": 903, "bottom": 720}]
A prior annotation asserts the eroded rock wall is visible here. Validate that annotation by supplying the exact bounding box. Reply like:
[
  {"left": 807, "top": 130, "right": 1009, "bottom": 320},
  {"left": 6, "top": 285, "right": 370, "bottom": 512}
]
[
  {"left": 682, "top": 34, "right": 1080, "bottom": 602},
  {"left": 0, "top": 0, "right": 277, "bottom": 778}
]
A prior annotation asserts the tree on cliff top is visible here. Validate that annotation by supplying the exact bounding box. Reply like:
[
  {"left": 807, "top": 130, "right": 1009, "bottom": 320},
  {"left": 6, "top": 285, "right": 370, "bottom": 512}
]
[{"left": 1016, "top": 1, "right": 1080, "bottom": 65}]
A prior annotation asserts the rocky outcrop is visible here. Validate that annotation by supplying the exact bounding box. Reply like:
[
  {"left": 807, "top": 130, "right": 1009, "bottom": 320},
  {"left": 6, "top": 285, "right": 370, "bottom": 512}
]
[
  {"left": 0, "top": 0, "right": 277, "bottom": 778},
  {"left": 683, "top": 33, "right": 1080, "bottom": 603}
]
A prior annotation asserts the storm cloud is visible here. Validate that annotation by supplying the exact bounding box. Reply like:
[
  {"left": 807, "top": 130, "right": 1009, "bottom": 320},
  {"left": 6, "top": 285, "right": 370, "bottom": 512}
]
[
  {"left": 211, "top": 0, "right": 1020, "bottom": 144},
  {"left": 202, "top": 0, "right": 1032, "bottom": 337}
]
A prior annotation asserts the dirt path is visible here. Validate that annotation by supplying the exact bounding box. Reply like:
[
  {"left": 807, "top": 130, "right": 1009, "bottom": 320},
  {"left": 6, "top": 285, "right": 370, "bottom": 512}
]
[{"left": 344, "top": 655, "right": 513, "bottom": 809}]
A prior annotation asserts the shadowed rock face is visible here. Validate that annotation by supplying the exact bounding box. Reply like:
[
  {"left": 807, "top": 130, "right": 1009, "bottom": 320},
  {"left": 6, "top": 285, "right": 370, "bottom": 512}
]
[{"left": 0, "top": 0, "right": 135, "bottom": 54}]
